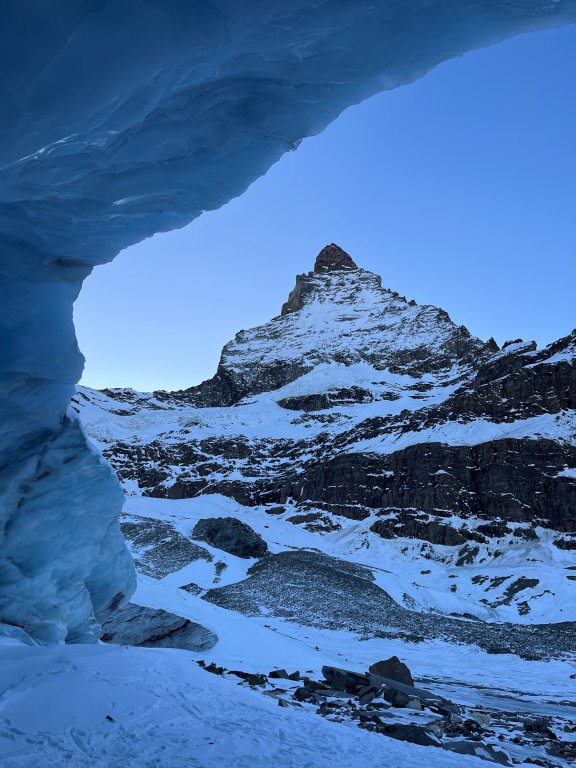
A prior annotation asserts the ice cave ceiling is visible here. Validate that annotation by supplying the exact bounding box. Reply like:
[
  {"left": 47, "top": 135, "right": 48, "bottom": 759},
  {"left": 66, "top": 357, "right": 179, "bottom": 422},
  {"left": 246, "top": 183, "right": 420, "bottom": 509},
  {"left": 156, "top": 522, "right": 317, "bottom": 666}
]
[{"left": 1, "top": 0, "right": 575, "bottom": 645}]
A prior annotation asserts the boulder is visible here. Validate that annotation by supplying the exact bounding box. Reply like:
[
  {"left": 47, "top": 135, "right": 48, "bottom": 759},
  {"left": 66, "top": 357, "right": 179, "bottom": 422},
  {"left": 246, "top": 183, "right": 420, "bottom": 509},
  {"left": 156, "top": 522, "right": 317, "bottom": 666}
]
[
  {"left": 524, "top": 717, "right": 557, "bottom": 740},
  {"left": 322, "top": 666, "right": 370, "bottom": 694},
  {"left": 204, "top": 662, "right": 225, "bottom": 675},
  {"left": 100, "top": 603, "right": 217, "bottom": 651},
  {"left": 383, "top": 688, "right": 412, "bottom": 708},
  {"left": 304, "top": 678, "right": 329, "bottom": 692},
  {"left": 369, "top": 656, "right": 414, "bottom": 686},
  {"left": 405, "top": 698, "right": 423, "bottom": 711},
  {"left": 321, "top": 664, "right": 454, "bottom": 712},
  {"left": 381, "top": 724, "right": 441, "bottom": 747},
  {"left": 293, "top": 686, "right": 320, "bottom": 703},
  {"left": 191, "top": 517, "right": 268, "bottom": 559},
  {"left": 370, "top": 674, "right": 452, "bottom": 711},
  {"left": 443, "top": 740, "right": 512, "bottom": 766},
  {"left": 547, "top": 741, "right": 576, "bottom": 760},
  {"left": 469, "top": 710, "right": 491, "bottom": 727},
  {"left": 269, "top": 668, "right": 301, "bottom": 681},
  {"left": 269, "top": 668, "right": 289, "bottom": 679},
  {"left": 357, "top": 685, "right": 380, "bottom": 705}
]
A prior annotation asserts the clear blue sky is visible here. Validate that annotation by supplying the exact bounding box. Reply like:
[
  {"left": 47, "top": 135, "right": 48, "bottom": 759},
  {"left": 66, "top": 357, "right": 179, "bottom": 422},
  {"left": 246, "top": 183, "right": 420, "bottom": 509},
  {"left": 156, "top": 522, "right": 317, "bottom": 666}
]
[{"left": 75, "top": 25, "right": 576, "bottom": 392}]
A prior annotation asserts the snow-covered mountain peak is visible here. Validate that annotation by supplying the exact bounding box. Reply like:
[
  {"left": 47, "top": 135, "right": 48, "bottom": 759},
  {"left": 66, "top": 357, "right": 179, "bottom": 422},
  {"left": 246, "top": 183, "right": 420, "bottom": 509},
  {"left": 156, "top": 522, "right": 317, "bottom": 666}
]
[{"left": 185, "top": 246, "right": 490, "bottom": 406}]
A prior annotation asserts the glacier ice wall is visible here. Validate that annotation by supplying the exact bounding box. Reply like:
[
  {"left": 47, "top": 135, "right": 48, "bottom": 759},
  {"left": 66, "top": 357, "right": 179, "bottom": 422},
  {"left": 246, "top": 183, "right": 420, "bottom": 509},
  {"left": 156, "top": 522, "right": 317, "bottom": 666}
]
[{"left": 1, "top": 1, "right": 575, "bottom": 644}]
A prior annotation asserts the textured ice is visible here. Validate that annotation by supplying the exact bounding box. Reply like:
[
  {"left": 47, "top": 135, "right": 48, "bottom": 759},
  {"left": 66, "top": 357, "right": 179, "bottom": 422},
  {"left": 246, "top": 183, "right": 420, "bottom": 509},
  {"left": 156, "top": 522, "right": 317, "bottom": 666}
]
[{"left": 2, "top": 1, "right": 576, "bottom": 643}]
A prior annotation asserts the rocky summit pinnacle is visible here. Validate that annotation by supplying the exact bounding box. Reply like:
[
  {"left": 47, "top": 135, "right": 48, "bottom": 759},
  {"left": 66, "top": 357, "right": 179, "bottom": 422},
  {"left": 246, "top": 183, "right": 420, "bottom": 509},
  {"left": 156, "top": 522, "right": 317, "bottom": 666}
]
[{"left": 313, "top": 244, "right": 357, "bottom": 273}]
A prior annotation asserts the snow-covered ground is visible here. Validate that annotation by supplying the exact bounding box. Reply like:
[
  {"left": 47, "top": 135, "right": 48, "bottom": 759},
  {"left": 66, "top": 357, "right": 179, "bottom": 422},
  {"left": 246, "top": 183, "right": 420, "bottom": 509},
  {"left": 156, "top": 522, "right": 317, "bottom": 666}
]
[
  {"left": 2, "top": 562, "right": 573, "bottom": 768},
  {"left": 121, "top": 495, "right": 576, "bottom": 625},
  {"left": 2, "top": 498, "right": 573, "bottom": 767},
  {"left": 0, "top": 636, "right": 521, "bottom": 768}
]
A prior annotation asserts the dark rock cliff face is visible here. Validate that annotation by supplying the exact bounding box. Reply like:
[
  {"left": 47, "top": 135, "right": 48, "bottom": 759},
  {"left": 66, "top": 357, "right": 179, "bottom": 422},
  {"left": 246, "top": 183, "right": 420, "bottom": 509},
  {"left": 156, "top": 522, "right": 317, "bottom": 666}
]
[
  {"left": 75, "top": 245, "right": 576, "bottom": 550},
  {"left": 138, "top": 439, "right": 576, "bottom": 539},
  {"left": 280, "top": 440, "right": 576, "bottom": 533}
]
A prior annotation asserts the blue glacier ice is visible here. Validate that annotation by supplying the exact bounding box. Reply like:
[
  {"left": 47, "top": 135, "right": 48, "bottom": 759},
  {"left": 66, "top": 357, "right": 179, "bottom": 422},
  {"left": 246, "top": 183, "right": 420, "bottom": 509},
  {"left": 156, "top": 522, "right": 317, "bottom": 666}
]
[{"left": 1, "top": 1, "right": 575, "bottom": 644}]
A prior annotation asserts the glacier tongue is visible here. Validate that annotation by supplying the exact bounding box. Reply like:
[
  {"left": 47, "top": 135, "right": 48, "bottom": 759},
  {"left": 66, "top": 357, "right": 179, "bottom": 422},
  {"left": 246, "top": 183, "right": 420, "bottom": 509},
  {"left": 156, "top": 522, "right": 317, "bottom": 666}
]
[{"left": 2, "top": 1, "right": 576, "bottom": 644}]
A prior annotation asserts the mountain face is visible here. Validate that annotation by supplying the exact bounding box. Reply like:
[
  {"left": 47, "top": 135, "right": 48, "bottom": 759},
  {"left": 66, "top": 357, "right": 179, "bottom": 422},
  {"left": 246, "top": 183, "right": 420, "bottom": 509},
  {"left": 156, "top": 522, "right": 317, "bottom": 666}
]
[
  {"left": 76, "top": 245, "right": 576, "bottom": 560},
  {"left": 173, "top": 244, "right": 492, "bottom": 407}
]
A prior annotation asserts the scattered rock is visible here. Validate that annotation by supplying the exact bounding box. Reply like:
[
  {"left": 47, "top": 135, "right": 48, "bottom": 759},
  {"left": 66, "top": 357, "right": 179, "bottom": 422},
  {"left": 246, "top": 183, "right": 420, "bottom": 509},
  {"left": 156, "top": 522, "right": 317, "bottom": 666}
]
[
  {"left": 269, "top": 668, "right": 300, "bottom": 680},
  {"left": 425, "top": 721, "right": 445, "bottom": 739},
  {"left": 405, "top": 698, "right": 423, "bottom": 711},
  {"left": 469, "top": 710, "right": 492, "bottom": 727},
  {"left": 121, "top": 518, "right": 212, "bottom": 578},
  {"left": 383, "top": 688, "right": 412, "bottom": 708},
  {"left": 547, "top": 740, "right": 576, "bottom": 760},
  {"left": 229, "top": 670, "right": 267, "bottom": 686},
  {"left": 204, "top": 662, "right": 225, "bottom": 676},
  {"left": 293, "top": 686, "right": 319, "bottom": 703},
  {"left": 195, "top": 659, "right": 573, "bottom": 766},
  {"left": 322, "top": 666, "right": 370, "bottom": 694},
  {"left": 357, "top": 685, "right": 380, "bottom": 705},
  {"left": 444, "top": 717, "right": 485, "bottom": 737},
  {"left": 265, "top": 506, "right": 285, "bottom": 515},
  {"left": 304, "top": 678, "right": 329, "bottom": 693},
  {"left": 524, "top": 718, "right": 557, "bottom": 740},
  {"left": 269, "top": 668, "right": 289, "bottom": 679}
]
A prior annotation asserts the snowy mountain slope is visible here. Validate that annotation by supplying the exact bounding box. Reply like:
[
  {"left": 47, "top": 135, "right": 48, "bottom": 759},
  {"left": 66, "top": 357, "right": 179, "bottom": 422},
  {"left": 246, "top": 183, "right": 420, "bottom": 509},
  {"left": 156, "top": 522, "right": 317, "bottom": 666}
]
[
  {"left": 76, "top": 244, "right": 576, "bottom": 532},
  {"left": 120, "top": 494, "right": 576, "bottom": 630}
]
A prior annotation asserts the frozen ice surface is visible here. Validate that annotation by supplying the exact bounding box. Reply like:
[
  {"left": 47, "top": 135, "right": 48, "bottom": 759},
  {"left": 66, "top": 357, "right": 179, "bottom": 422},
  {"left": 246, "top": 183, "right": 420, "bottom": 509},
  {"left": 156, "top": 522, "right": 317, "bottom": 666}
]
[{"left": 2, "top": 1, "right": 576, "bottom": 642}]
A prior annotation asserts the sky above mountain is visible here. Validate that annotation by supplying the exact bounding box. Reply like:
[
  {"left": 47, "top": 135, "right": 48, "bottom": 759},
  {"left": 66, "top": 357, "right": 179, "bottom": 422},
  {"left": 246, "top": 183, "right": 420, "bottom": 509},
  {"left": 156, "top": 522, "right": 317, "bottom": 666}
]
[{"left": 75, "top": 25, "right": 576, "bottom": 392}]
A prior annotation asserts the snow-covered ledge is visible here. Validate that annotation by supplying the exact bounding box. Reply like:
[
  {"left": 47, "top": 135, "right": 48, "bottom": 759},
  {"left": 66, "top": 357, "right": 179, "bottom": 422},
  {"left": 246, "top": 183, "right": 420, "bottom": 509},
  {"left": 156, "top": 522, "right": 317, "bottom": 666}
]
[{"left": 1, "top": 1, "right": 574, "bottom": 645}]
